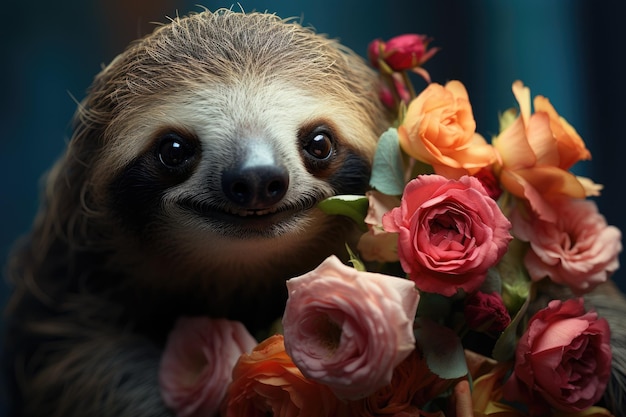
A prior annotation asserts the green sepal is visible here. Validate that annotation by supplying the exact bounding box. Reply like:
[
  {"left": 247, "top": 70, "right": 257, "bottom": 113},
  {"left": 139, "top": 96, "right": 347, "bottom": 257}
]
[{"left": 345, "top": 244, "right": 366, "bottom": 272}]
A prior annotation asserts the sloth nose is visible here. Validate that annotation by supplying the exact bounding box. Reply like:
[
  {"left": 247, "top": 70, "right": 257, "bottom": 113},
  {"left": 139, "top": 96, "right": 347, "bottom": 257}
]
[
  {"left": 221, "top": 141, "right": 289, "bottom": 209},
  {"left": 222, "top": 165, "right": 289, "bottom": 208}
]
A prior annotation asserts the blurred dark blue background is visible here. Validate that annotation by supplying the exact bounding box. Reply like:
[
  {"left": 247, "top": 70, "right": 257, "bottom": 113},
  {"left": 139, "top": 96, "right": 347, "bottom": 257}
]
[{"left": 1, "top": 0, "right": 624, "bottom": 374}]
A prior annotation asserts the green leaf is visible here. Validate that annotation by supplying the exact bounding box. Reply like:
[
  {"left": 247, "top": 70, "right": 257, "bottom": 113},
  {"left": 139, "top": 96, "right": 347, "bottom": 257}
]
[
  {"left": 492, "top": 281, "right": 534, "bottom": 362},
  {"left": 369, "top": 128, "right": 405, "bottom": 196},
  {"left": 496, "top": 238, "right": 531, "bottom": 314},
  {"left": 415, "top": 318, "right": 468, "bottom": 379},
  {"left": 317, "top": 195, "right": 368, "bottom": 231}
]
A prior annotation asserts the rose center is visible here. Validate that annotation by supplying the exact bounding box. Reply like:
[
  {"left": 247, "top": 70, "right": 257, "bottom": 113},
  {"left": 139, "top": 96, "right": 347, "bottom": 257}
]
[
  {"left": 429, "top": 214, "right": 463, "bottom": 245},
  {"left": 313, "top": 314, "right": 342, "bottom": 353}
]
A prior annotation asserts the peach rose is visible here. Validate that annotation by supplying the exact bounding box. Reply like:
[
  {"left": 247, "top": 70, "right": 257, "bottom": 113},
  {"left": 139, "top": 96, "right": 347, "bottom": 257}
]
[
  {"left": 511, "top": 197, "right": 622, "bottom": 294},
  {"left": 221, "top": 335, "right": 343, "bottom": 417},
  {"left": 159, "top": 317, "right": 257, "bottom": 417},
  {"left": 503, "top": 299, "right": 612, "bottom": 414},
  {"left": 282, "top": 255, "right": 419, "bottom": 400},
  {"left": 398, "top": 80, "right": 497, "bottom": 178},
  {"left": 492, "top": 81, "right": 591, "bottom": 222},
  {"left": 382, "top": 175, "right": 512, "bottom": 297}
]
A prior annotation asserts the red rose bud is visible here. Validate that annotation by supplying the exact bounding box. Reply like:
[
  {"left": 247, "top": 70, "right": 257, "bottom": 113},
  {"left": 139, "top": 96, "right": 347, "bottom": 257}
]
[
  {"left": 473, "top": 167, "right": 503, "bottom": 201},
  {"left": 464, "top": 291, "right": 511, "bottom": 333},
  {"left": 383, "top": 34, "right": 439, "bottom": 72}
]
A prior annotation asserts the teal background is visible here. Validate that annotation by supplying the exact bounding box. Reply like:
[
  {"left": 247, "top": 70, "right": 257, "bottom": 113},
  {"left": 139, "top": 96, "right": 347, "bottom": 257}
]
[{"left": 1, "top": 3, "right": 625, "bottom": 405}]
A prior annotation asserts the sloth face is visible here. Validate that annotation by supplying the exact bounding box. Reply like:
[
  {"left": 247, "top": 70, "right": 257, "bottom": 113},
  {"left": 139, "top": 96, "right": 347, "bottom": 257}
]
[
  {"left": 68, "top": 11, "right": 388, "bottom": 289},
  {"left": 108, "top": 81, "right": 373, "bottom": 242}
]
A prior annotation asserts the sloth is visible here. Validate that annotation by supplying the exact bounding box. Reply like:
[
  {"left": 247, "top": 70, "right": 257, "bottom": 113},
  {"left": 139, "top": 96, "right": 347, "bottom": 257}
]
[
  {"left": 5, "top": 8, "right": 626, "bottom": 417},
  {"left": 3, "top": 9, "right": 391, "bottom": 417}
]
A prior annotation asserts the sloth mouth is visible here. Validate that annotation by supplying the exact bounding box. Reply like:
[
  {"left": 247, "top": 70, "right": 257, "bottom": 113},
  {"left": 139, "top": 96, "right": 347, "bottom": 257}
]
[{"left": 178, "top": 196, "right": 321, "bottom": 235}]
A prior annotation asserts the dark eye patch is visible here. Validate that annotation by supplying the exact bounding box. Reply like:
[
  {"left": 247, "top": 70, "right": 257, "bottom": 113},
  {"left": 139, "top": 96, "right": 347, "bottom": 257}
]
[{"left": 108, "top": 129, "right": 200, "bottom": 233}]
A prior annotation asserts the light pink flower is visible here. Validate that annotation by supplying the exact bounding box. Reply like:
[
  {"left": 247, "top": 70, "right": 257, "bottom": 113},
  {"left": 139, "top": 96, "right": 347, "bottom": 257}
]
[
  {"left": 504, "top": 298, "right": 612, "bottom": 414},
  {"left": 357, "top": 190, "right": 401, "bottom": 263},
  {"left": 383, "top": 175, "right": 512, "bottom": 297},
  {"left": 511, "top": 197, "right": 622, "bottom": 294},
  {"left": 159, "top": 317, "right": 257, "bottom": 417},
  {"left": 282, "top": 255, "right": 419, "bottom": 400}
]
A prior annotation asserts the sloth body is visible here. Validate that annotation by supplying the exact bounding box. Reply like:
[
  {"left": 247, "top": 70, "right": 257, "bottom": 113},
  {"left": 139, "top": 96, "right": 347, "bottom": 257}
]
[{"left": 4, "top": 10, "right": 390, "bottom": 416}]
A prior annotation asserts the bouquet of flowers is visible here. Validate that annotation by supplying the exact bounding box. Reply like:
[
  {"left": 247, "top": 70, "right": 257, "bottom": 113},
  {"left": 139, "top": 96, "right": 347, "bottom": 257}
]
[{"left": 158, "top": 33, "right": 623, "bottom": 417}]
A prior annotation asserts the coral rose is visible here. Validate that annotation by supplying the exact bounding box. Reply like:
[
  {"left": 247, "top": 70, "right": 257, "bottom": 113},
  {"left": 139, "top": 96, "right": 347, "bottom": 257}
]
[
  {"left": 503, "top": 298, "right": 612, "bottom": 414},
  {"left": 492, "top": 81, "right": 591, "bottom": 222},
  {"left": 221, "top": 335, "right": 343, "bottom": 417},
  {"left": 158, "top": 317, "right": 257, "bottom": 417},
  {"left": 282, "top": 255, "right": 419, "bottom": 400},
  {"left": 511, "top": 197, "right": 622, "bottom": 295},
  {"left": 398, "top": 80, "right": 496, "bottom": 178},
  {"left": 383, "top": 175, "right": 512, "bottom": 297}
]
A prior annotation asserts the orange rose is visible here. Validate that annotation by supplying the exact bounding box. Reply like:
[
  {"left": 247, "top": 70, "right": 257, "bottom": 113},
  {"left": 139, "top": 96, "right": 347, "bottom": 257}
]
[
  {"left": 221, "top": 335, "right": 344, "bottom": 417},
  {"left": 398, "top": 80, "right": 497, "bottom": 178},
  {"left": 492, "top": 81, "right": 591, "bottom": 222}
]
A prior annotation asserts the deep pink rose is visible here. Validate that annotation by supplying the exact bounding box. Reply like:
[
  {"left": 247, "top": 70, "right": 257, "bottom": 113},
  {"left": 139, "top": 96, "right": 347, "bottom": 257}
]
[
  {"left": 503, "top": 298, "right": 612, "bottom": 414},
  {"left": 512, "top": 197, "right": 622, "bottom": 294},
  {"left": 464, "top": 291, "right": 511, "bottom": 333},
  {"left": 382, "top": 175, "right": 512, "bottom": 297},
  {"left": 159, "top": 317, "right": 257, "bottom": 417},
  {"left": 282, "top": 255, "right": 420, "bottom": 400}
]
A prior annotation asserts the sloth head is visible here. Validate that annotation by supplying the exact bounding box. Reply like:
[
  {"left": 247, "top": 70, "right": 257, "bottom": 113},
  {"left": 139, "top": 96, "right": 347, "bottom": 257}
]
[{"left": 26, "top": 10, "right": 390, "bottom": 317}]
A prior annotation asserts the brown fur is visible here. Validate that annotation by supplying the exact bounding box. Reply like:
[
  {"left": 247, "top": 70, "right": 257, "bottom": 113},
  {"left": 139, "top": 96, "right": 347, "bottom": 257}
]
[{"left": 4, "top": 9, "right": 391, "bottom": 416}]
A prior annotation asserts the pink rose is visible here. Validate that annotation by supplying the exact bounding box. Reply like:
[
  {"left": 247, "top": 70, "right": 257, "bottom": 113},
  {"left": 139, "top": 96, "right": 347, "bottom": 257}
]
[
  {"left": 383, "top": 175, "right": 512, "bottom": 297},
  {"left": 504, "top": 298, "right": 612, "bottom": 414},
  {"left": 282, "top": 255, "right": 419, "bottom": 400},
  {"left": 159, "top": 317, "right": 257, "bottom": 417},
  {"left": 511, "top": 197, "right": 622, "bottom": 294}
]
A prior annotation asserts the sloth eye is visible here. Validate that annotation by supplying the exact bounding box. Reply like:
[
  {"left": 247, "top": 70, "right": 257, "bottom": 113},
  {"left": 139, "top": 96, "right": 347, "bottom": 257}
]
[
  {"left": 304, "top": 131, "right": 333, "bottom": 160},
  {"left": 158, "top": 133, "right": 195, "bottom": 168}
]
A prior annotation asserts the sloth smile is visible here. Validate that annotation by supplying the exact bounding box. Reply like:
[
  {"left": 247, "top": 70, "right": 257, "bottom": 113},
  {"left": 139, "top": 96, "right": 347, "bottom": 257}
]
[{"left": 177, "top": 197, "right": 317, "bottom": 232}]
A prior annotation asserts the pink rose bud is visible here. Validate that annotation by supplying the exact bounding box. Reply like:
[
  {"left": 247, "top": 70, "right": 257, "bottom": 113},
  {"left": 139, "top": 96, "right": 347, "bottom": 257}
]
[
  {"left": 367, "top": 38, "right": 385, "bottom": 69},
  {"left": 282, "top": 255, "right": 420, "bottom": 400},
  {"left": 159, "top": 317, "right": 257, "bottom": 417},
  {"left": 383, "top": 34, "right": 438, "bottom": 72}
]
